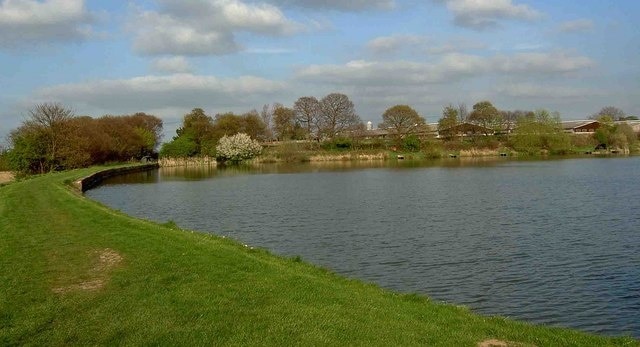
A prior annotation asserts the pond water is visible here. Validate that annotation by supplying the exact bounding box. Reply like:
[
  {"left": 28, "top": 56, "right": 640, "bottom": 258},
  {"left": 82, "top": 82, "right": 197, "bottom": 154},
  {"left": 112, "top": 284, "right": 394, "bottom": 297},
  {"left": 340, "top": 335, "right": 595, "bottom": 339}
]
[{"left": 86, "top": 157, "right": 640, "bottom": 337}]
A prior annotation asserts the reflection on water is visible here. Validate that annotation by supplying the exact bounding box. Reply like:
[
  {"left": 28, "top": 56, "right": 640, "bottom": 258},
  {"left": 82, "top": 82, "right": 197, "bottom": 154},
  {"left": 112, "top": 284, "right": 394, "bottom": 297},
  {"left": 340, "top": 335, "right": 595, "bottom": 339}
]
[
  {"left": 101, "top": 157, "right": 516, "bottom": 186},
  {"left": 89, "top": 156, "right": 640, "bottom": 338}
]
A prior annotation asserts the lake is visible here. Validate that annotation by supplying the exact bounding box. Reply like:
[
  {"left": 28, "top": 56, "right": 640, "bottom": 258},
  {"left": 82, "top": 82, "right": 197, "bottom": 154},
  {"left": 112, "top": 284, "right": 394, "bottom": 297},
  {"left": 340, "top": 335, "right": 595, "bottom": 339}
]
[{"left": 86, "top": 157, "right": 640, "bottom": 337}]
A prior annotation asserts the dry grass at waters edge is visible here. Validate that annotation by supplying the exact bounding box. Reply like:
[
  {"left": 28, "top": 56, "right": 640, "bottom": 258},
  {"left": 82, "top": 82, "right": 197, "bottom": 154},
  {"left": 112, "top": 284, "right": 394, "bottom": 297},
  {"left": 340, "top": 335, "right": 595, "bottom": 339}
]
[
  {"left": 0, "top": 171, "right": 14, "bottom": 184},
  {"left": 1, "top": 166, "right": 637, "bottom": 345}
]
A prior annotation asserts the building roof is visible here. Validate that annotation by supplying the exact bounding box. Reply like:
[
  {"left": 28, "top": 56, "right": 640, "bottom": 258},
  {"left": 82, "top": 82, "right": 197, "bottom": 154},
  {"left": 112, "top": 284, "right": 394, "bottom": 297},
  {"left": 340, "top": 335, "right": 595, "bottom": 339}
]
[{"left": 561, "top": 120, "right": 599, "bottom": 130}]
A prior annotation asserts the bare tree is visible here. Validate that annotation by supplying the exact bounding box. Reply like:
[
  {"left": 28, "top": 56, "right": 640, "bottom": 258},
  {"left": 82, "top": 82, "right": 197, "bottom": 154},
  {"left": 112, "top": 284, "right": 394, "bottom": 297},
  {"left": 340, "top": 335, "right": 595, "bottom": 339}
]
[
  {"left": 319, "top": 93, "right": 361, "bottom": 138},
  {"left": 457, "top": 103, "right": 469, "bottom": 123},
  {"left": 260, "top": 104, "right": 274, "bottom": 141},
  {"left": 590, "top": 106, "right": 626, "bottom": 121},
  {"left": 294, "top": 96, "right": 321, "bottom": 140},
  {"left": 27, "top": 102, "right": 74, "bottom": 166}
]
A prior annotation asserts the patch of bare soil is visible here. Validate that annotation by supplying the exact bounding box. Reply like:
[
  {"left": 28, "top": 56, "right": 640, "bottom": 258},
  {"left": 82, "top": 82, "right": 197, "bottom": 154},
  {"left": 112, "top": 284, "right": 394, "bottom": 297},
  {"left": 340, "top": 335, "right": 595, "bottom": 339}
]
[
  {"left": 477, "top": 340, "right": 536, "bottom": 347},
  {"left": 0, "top": 171, "right": 14, "bottom": 184},
  {"left": 53, "top": 248, "right": 122, "bottom": 294}
]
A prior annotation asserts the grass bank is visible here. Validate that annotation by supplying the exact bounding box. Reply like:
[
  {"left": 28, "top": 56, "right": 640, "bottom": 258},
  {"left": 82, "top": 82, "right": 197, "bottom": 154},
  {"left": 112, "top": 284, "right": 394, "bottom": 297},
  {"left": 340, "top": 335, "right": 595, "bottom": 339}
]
[{"left": 0, "top": 167, "right": 636, "bottom": 345}]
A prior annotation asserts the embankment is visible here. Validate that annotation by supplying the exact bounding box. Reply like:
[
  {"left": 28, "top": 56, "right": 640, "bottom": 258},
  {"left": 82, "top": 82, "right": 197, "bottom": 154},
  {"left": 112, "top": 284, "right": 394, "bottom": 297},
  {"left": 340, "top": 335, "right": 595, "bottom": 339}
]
[
  {"left": 0, "top": 166, "right": 635, "bottom": 345},
  {"left": 159, "top": 156, "right": 217, "bottom": 167},
  {"left": 72, "top": 163, "right": 159, "bottom": 192}
]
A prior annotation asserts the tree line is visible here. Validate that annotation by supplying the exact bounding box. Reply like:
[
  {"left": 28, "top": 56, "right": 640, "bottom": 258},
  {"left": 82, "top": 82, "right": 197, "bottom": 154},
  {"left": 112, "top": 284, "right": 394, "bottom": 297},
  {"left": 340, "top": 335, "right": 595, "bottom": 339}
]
[
  {"left": 434, "top": 101, "right": 638, "bottom": 154},
  {"left": 160, "top": 92, "right": 364, "bottom": 157},
  {"left": 3, "top": 97, "right": 637, "bottom": 174},
  {"left": 6, "top": 103, "right": 163, "bottom": 174}
]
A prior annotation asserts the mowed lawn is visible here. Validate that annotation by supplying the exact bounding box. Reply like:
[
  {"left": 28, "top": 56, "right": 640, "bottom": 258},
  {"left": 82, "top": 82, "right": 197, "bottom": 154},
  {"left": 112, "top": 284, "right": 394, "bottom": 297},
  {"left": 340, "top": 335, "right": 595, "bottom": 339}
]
[{"left": 0, "top": 168, "right": 636, "bottom": 346}]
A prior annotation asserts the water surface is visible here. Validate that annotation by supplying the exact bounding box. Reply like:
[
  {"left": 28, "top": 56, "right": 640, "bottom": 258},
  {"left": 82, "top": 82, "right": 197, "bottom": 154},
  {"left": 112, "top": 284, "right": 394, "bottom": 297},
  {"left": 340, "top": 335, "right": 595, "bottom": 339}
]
[{"left": 87, "top": 157, "right": 640, "bottom": 337}]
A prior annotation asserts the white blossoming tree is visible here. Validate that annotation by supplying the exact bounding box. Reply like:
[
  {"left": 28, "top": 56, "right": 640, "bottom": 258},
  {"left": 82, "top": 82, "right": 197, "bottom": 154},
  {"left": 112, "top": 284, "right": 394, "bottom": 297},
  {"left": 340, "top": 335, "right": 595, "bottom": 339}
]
[{"left": 215, "top": 133, "right": 262, "bottom": 162}]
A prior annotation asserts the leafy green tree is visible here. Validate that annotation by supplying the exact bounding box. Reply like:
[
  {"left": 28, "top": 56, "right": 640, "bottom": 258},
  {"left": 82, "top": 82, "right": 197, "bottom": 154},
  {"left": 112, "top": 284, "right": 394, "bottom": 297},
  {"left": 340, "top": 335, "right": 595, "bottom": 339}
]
[
  {"left": 594, "top": 116, "right": 638, "bottom": 150},
  {"left": 8, "top": 124, "right": 50, "bottom": 173},
  {"left": 381, "top": 105, "right": 426, "bottom": 140},
  {"left": 402, "top": 134, "right": 421, "bottom": 152},
  {"left": 468, "top": 101, "right": 502, "bottom": 135},
  {"left": 177, "top": 108, "right": 215, "bottom": 152},
  {"left": 161, "top": 108, "right": 215, "bottom": 157},
  {"left": 437, "top": 104, "right": 460, "bottom": 140},
  {"left": 0, "top": 145, "right": 9, "bottom": 171},
  {"left": 160, "top": 135, "right": 198, "bottom": 157},
  {"left": 512, "top": 110, "right": 570, "bottom": 154}
]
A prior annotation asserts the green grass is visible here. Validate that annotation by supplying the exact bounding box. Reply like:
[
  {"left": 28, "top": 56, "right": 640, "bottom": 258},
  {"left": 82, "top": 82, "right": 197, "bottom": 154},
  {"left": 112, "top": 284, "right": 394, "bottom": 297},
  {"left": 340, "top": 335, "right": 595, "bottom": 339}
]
[{"left": 0, "top": 167, "right": 637, "bottom": 346}]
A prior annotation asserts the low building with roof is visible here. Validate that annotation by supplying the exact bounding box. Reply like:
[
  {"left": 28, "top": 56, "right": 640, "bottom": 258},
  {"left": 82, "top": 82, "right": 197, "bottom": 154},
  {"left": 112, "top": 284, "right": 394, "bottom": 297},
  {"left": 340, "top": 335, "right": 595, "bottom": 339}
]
[
  {"left": 437, "top": 122, "right": 494, "bottom": 138},
  {"left": 561, "top": 120, "right": 601, "bottom": 134}
]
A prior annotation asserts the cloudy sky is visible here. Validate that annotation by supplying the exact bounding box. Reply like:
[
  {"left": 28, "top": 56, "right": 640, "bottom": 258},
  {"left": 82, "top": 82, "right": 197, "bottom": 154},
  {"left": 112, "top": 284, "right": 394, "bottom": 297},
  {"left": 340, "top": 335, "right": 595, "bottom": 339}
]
[{"left": 1, "top": 0, "right": 639, "bottom": 141}]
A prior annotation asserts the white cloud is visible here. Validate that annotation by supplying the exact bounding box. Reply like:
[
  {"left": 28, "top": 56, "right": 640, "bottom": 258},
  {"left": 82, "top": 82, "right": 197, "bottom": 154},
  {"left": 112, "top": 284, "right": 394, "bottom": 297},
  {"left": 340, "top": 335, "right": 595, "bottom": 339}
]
[
  {"left": 131, "top": 0, "right": 299, "bottom": 56},
  {"left": 151, "top": 56, "right": 192, "bottom": 73},
  {"left": 496, "top": 83, "right": 602, "bottom": 99},
  {"left": 435, "top": 0, "right": 542, "bottom": 29},
  {"left": 493, "top": 52, "right": 594, "bottom": 74},
  {"left": 557, "top": 19, "right": 594, "bottom": 33},
  {"left": 367, "top": 35, "right": 426, "bottom": 54},
  {"left": 367, "top": 34, "right": 486, "bottom": 56},
  {"left": 37, "top": 73, "right": 288, "bottom": 112},
  {"left": 267, "top": 0, "right": 395, "bottom": 11},
  {"left": 297, "top": 51, "right": 594, "bottom": 87},
  {"left": 245, "top": 47, "right": 296, "bottom": 54},
  {"left": 0, "top": 0, "right": 96, "bottom": 46}
]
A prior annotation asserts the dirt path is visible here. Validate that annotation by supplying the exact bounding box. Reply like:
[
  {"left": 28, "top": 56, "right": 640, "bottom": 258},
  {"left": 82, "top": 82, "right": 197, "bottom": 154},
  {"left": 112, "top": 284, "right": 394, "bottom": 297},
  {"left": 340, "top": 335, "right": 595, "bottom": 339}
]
[{"left": 0, "top": 171, "right": 14, "bottom": 184}]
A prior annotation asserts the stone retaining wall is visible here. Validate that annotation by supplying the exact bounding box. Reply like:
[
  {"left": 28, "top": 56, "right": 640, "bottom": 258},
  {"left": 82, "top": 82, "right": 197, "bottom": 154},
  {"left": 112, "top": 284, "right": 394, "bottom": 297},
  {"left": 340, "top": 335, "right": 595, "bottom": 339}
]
[{"left": 73, "top": 164, "right": 159, "bottom": 192}]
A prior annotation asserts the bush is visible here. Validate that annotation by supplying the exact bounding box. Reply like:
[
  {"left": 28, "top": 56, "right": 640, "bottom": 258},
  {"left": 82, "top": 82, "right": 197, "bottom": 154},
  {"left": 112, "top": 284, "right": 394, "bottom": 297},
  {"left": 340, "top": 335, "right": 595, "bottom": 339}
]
[
  {"left": 402, "top": 135, "right": 421, "bottom": 152},
  {"left": 160, "top": 135, "right": 198, "bottom": 158},
  {"left": 216, "top": 133, "right": 262, "bottom": 162},
  {"left": 0, "top": 149, "right": 10, "bottom": 171},
  {"left": 320, "top": 137, "right": 353, "bottom": 150}
]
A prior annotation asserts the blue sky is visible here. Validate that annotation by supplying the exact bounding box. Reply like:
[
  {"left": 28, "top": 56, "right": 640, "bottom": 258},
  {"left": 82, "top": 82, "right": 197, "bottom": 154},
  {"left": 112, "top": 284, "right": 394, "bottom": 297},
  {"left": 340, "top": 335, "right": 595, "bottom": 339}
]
[{"left": 1, "top": 0, "right": 639, "bottom": 141}]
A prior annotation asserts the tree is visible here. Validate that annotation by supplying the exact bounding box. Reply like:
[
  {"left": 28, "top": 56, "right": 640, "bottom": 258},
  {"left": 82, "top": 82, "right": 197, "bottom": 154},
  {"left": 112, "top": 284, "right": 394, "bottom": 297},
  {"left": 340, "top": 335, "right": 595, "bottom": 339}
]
[
  {"left": 468, "top": 101, "right": 503, "bottom": 135},
  {"left": 174, "top": 108, "right": 215, "bottom": 155},
  {"left": 318, "top": 93, "right": 361, "bottom": 139},
  {"left": 512, "top": 109, "right": 570, "bottom": 154},
  {"left": 241, "top": 110, "right": 268, "bottom": 141},
  {"left": 8, "top": 123, "right": 50, "bottom": 173},
  {"left": 273, "top": 105, "right": 299, "bottom": 140},
  {"left": 457, "top": 103, "right": 469, "bottom": 123},
  {"left": 501, "top": 110, "right": 534, "bottom": 136},
  {"left": 381, "top": 105, "right": 426, "bottom": 140},
  {"left": 437, "top": 104, "right": 460, "bottom": 140},
  {"left": 216, "top": 133, "right": 262, "bottom": 162},
  {"left": 160, "top": 135, "right": 198, "bottom": 157},
  {"left": 590, "top": 106, "right": 626, "bottom": 121},
  {"left": 27, "top": 102, "right": 74, "bottom": 167},
  {"left": 260, "top": 104, "right": 274, "bottom": 141},
  {"left": 594, "top": 116, "right": 637, "bottom": 150},
  {"left": 294, "top": 96, "right": 321, "bottom": 140}
]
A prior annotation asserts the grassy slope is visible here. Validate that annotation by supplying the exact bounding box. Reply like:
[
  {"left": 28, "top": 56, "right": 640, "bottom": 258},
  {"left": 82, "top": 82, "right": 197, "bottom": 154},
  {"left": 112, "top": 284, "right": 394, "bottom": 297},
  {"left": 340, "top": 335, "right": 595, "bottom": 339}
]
[{"left": 0, "top": 168, "right": 636, "bottom": 346}]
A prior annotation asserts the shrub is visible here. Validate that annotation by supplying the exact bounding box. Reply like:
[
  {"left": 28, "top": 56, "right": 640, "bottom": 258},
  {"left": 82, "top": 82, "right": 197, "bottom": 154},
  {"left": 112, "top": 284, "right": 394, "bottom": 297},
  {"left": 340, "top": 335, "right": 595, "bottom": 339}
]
[
  {"left": 160, "top": 135, "right": 198, "bottom": 158},
  {"left": 402, "top": 135, "right": 421, "bottom": 152},
  {"left": 216, "top": 133, "right": 262, "bottom": 162}
]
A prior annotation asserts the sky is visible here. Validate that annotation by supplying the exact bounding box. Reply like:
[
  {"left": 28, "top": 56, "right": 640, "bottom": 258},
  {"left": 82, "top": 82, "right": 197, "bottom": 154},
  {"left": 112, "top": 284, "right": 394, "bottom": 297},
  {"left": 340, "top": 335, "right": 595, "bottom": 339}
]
[{"left": 1, "top": 0, "right": 639, "bottom": 142}]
